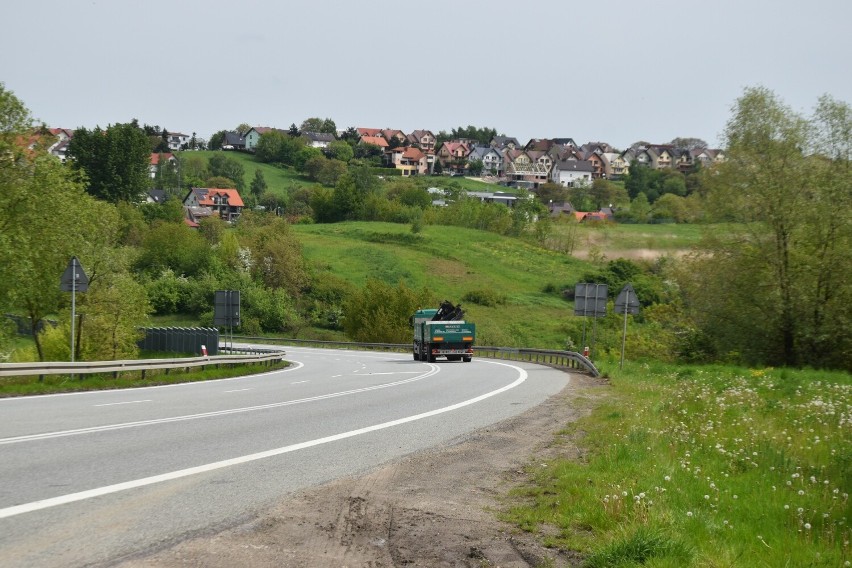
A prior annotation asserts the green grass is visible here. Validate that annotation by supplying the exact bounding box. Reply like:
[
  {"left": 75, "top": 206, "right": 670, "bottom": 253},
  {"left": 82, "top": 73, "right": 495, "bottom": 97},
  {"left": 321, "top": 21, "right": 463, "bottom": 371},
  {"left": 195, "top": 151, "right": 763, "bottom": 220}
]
[
  {"left": 502, "top": 360, "right": 852, "bottom": 566},
  {"left": 293, "top": 221, "right": 590, "bottom": 347},
  {"left": 179, "top": 150, "right": 323, "bottom": 198}
]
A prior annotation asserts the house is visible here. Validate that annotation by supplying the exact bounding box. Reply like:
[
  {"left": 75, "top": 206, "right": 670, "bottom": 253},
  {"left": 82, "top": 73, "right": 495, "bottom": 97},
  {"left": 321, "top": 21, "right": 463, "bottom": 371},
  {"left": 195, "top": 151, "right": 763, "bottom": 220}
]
[
  {"left": 147, "top": 189, "right": 167, "bottom": 204},
  {"left": 222, "top": 131, "right": 246, "bottom": 150},
  {"left": 467, "top": 146, "right": 503, "bottom": 176},
  {"left": 150, "top": 152, "right": 176, "bottom": 178},
  {"left": 183, "top": 187, "right": 244, "bottom": 223},
  {"left": 167, "top": 132, "right": 190, "bottom": 151},
  {"left": 602, "top": 152, "right": 630, "bottom": 179},
  {"left": 302, "top": 131, "right": 336, "bottom": 148},
  {"left": 436, "top": 141, "right": 471, "bottom": 172},
  {"left": 551, "top": 160, "right": 595, "bottom": 187},
  {"left": 380, "top": 129, "right": 407, "bottom": 147},
  {"left": 490, "top": 136, "right": 520, "bottom": 150},
  {"left": 504, "top": 148, "right": 548, "bottom": 187},
  {"left": 245, "top": 127, "right": 284, "bottom": 152},
  {"left": 356, "top": 127, "right": 383, "bottom": 139},
  {"left": 386, "top": 146, "right": 428, "bottom": 176},
  {"left": 467, "top": 191, "right": 520, "bottom": 208},
  {"left": 406, "top": 129, "right": 436, "bottom": 150}
]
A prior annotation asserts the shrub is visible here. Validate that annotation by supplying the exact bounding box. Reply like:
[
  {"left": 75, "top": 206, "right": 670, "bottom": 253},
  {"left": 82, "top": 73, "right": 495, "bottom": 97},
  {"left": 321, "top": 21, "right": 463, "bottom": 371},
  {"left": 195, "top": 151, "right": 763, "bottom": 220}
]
[{"left": 462, "top": 289, "right": 507, "bottom": 307}]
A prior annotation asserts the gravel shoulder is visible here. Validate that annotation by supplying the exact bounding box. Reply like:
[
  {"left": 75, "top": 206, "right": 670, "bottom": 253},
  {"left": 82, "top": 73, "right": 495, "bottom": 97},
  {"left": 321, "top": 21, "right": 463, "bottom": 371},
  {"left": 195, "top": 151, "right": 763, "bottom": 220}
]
[{"left": 118, "top": 371, "right": 606, "bottom": 567}]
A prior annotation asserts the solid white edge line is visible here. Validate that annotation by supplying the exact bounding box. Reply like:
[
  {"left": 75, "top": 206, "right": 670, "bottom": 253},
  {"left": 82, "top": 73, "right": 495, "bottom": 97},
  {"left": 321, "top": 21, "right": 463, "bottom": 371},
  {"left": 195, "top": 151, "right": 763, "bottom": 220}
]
[{"left": 0, "top": 360, "right": 526, "bottom": 520}]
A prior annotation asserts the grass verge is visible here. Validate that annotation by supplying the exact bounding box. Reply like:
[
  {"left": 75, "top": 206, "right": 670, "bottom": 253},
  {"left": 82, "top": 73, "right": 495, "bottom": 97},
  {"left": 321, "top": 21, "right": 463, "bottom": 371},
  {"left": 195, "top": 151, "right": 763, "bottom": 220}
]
[
  {"left": 503, "top": 359, "right": 851, "bottom": 566},
  {"left": 0, "top": 360, "right": 290, "bottom": 397}
]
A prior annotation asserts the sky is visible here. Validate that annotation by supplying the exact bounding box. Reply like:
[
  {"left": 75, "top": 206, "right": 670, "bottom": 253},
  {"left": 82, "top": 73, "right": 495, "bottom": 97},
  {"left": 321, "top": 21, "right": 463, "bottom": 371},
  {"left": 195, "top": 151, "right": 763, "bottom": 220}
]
[{"left": 3, "top": 1, "right": 851, "bottom": 151}]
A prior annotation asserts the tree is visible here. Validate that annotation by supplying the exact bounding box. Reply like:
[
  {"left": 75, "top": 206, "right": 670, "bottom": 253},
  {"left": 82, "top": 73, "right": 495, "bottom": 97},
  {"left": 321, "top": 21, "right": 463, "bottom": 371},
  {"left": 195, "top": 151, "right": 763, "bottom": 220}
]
[
  {"left": 288, "top": 123, "right": 300, "bottom": 137},
  {"left": 589, "top": 178, "right": 628, "bottom": 209},
  {"left": 668, "top": 137, "right": 708, "bottom": 150},
  {"left": 250, "top": 169, "right": 267, "bottom": 200},
  {"left": 343, "top": 279, "right": 432, "bottom": 343},
  {"left": 208, "top": 153, "right": 245, "bottom": 191},
  {"left": 677, "top": 87, "right": 852, "bottom": 369},
  {"left": 68, "top": 122, "right": 151, "bottom": 202},
  {"left": 325, "top": 139, "right": 354, "bottom": 163},
  {"left": 300, "top": 117, "right": 336, "bottom": 134},
  {"left": 208, "top": 130, "right": 227, "bottom": 151},
  {"left": 235, "top": 123, "right": 252, "bottom": 136},
  {"left": 1, "top": 85, "right": 126, "bottom": 360},
  {"left": 467, "top": 159, "right": 484, "bottom": 176}
]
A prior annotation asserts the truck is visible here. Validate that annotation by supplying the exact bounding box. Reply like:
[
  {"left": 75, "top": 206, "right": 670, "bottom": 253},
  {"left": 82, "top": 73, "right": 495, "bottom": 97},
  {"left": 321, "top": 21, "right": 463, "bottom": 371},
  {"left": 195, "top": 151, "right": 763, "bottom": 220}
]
[{"left": 412, "top": 301, "right": 476, "bottom": 363}]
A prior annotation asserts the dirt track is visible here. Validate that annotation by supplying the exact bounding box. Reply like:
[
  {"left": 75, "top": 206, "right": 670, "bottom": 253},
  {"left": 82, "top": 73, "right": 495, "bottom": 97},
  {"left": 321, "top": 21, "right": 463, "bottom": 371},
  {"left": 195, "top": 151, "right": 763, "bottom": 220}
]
[{"left": 118, "top": 372, "right": 605, "bottom": 567}]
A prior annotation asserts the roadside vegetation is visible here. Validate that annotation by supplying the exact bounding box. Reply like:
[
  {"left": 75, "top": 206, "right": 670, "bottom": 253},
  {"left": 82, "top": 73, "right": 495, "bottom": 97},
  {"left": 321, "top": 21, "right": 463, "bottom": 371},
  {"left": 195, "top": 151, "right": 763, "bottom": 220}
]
[{"left": 504, "top": 360, "right": 851, "bottom": 566}]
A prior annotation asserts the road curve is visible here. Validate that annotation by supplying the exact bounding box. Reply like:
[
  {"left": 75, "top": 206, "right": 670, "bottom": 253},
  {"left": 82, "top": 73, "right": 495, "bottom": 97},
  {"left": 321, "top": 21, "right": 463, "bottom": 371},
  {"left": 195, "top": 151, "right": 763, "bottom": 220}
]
[{"left": 0, "top": 347, "right": 571, "bottom": 568}]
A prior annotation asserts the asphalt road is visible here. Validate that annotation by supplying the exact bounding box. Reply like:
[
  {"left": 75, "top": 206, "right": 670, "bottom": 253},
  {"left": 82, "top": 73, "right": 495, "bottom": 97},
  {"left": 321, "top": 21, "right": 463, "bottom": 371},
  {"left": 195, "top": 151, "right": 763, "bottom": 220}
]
[{"left": 0, "top": 347, "right": 570, "bottom": 567}]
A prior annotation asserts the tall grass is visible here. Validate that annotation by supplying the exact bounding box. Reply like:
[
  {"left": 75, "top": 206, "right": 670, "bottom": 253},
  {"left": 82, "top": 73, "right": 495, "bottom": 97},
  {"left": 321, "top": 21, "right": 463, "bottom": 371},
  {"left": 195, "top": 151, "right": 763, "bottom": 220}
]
[{"left": 504, "top": 360, "right": 851, "bottom": 566}]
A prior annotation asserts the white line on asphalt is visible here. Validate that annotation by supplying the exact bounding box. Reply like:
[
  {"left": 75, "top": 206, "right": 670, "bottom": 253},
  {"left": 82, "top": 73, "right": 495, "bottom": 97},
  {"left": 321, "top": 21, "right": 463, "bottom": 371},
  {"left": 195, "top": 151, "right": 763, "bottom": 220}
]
[
  {"left": 223, "top": 388, "right": 253, "bottom": 393},
  {"left": 94, "top": 400, "right": 152, "bottom": 407},
  {"left": 0, "top": 360, "right": 524, "bottom": 520},
  {"left": 290, "top": 380, "right": 309, "bottom": 384},
  {"left": 0, "top": 364, "right": 441, "bottom": 446}
]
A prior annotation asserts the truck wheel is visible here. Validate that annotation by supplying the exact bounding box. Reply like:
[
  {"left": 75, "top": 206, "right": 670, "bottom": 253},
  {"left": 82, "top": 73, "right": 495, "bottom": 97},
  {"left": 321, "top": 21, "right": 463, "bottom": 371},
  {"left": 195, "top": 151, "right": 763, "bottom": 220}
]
[
  {"left": 413, "top": 351, "right": 420, "bottom": 361},
  {"left": 463, "top": 356, "right": 472, "bottom": 362},
  {"left": 427, "top": 352, "right": 436, "bottom": 363}
]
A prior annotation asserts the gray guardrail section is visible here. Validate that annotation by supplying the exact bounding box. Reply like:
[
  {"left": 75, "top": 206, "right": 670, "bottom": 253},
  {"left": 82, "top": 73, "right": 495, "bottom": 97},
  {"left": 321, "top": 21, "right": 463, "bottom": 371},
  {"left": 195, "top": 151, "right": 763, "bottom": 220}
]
[
  {"left": 229, "top": 337, "right": 600, "bottom": 377},
  {"left": 0, "top": 350, "right": 285, "bottom": 378}
]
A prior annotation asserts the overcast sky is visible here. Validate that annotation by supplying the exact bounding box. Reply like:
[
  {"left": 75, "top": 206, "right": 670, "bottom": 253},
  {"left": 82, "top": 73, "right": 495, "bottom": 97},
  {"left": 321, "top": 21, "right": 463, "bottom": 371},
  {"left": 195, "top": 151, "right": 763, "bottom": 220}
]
[{"left": 3, "top": 1, "right": 850, "bottom": 150}]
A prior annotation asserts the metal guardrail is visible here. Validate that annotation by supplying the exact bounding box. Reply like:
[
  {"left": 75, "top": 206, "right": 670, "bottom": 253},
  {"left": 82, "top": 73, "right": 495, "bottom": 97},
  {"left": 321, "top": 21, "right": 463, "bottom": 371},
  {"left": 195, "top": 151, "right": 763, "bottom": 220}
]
[
  {"left": 0, "top": 351, "right": 285, "bottom": 379},
  {"left": 229, "top": 336, "right": 600, "bottom": 377},
  {"left": 0, "top": 339, "right": 600, "bottom": 380}
]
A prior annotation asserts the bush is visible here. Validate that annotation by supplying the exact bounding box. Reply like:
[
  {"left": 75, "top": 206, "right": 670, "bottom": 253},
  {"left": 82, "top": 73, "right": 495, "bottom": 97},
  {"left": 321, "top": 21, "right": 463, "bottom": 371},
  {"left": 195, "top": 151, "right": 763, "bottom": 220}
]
[{"left": 462, "top": 289, "right": 507, "bottom": 307}]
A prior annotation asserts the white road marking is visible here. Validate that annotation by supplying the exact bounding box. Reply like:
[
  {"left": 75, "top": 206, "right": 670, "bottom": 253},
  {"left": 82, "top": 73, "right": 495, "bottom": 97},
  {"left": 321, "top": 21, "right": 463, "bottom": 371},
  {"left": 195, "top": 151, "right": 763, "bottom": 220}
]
[
  {"left": 0, "top": 360, "right": 525, "bottom": 520},
  {"left": 0, "top": 365, "right": 441, "bottom": 446},
  {"left": 94, "top": 400, "right": 152, "bottom": 407},
  {"left": 290, "top": 380, "right": 309, "bottom": 384},
  {"left": 223, "top": 388, "right": 253, "bottom": 393}
]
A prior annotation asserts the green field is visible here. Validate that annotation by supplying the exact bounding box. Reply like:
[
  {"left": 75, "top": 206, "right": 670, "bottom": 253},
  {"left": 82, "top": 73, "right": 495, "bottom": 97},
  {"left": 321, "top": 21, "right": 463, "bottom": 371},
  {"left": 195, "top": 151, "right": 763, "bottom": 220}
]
[
  {"left": 293, "top": 221, "right": 591, "bottom": 348},
  {"left": 179, "top": 150, "right": 323, "bottom": 197}
]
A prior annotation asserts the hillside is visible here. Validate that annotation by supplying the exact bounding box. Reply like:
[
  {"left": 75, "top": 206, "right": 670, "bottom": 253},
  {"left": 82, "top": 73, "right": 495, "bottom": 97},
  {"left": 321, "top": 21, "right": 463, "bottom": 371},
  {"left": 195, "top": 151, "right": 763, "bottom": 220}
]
[
  {"left": 180, "top": 150, "right": 323, "bottom": 197},
  {"left": 292, "top": 221, "right": 592, "bottom": 348}
]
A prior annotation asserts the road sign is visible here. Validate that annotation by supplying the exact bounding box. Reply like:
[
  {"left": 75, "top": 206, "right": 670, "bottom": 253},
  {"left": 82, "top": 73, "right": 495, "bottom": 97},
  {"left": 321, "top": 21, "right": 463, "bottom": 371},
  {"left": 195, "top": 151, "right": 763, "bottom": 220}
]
[
  {"left": 214, "top": 290, "right": 241, "bottom": 326},
  {"left": 60, "top": 257, "right": 89, "bottom": 292},
  {"left": 574, "top": 283, "right": 608, "bottom": 317},
  {"left": 614, "top": 283, "right": 640, "bottom": 315}
]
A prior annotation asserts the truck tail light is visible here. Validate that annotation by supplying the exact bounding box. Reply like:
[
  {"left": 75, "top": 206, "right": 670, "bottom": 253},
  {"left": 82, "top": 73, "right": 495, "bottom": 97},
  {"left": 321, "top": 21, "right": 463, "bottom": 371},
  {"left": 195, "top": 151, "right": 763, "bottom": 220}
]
[
  {"left": 462, "top": 336, "right": 473, "bottom": 341},
  {"left": 432, "top": 336, "right": 443, "bottom": 342}
]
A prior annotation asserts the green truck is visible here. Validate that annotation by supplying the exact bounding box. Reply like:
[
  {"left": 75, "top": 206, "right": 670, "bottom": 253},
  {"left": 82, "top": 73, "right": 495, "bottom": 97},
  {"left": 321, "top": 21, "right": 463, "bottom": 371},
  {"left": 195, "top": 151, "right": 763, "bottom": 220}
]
[{"left": 412, "top": 301, "right": 475, "bottom": 362}]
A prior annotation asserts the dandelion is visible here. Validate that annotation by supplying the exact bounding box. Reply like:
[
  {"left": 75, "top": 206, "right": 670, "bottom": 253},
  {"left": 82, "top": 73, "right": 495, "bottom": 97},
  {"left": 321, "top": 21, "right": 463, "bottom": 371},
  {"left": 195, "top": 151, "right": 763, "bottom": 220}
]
[
  {"left": 798, "top": 490, "right": 805, "bottom": 496},
  {"left": 687, "top": 511, "right": 693, "bottom": 517},
  {"left": 704, "top": 495, "right": 710, "bottom": 500},
  {"left": 664, "top": 475, "right": 671, "bottom": 482},
  {"left": 804, "top": 523, "right": 812, "bottom": 530}
]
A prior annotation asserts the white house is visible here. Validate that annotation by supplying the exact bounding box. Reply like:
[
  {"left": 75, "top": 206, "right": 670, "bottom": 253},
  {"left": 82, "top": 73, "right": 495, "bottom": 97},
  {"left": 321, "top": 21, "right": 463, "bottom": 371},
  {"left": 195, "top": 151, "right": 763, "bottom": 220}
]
[{"left": 552, "top": 160, "right": 595, "bottom": 187}]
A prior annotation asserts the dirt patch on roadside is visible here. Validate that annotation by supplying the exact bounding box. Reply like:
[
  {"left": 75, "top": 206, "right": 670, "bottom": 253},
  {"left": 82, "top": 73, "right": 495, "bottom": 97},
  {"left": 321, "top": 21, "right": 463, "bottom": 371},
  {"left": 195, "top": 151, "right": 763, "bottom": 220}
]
[{"left": 118, "top": 373, "right": 607, "bottom": 567}]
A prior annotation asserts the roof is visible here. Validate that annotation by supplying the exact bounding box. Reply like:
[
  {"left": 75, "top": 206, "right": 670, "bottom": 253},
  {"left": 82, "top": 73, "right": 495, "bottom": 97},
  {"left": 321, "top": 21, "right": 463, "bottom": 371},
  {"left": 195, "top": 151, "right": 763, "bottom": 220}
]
[
  {"left": 554, "top": 160, "right": 595, "bottom": 172},
  {"left": 223, "top": 132, "right": 246, "bottom": 145},
  {"left": 150, "top": 152, "right": 174, "bottom": 165},
  {"left": 357, "top": 127, "right": 382, "bottom": 138},
  {"left": 303, "top": 131, "right": 336, "bottom": 142},
  {"left": 360, "top": 135, "right": 388, "bottom": 147},
  {"left": 189, "top": 187, "right": 245, "bottom": 207},
  {"left": 148, "top": 189, "right": 166, "bottom": 203}
]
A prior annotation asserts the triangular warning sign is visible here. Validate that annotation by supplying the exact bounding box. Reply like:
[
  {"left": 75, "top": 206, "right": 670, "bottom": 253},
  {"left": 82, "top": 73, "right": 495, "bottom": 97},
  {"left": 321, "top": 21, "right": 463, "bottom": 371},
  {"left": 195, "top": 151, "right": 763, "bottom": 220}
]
[{"left": 60, "top": 256, "right": 89, "bottom": 292}]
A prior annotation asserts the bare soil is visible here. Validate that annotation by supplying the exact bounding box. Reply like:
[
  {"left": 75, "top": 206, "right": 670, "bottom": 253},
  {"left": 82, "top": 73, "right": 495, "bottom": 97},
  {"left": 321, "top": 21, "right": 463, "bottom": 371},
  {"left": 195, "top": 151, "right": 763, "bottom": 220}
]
[{"left": 118, "top": 372, "right": 607, "bottom": 568}]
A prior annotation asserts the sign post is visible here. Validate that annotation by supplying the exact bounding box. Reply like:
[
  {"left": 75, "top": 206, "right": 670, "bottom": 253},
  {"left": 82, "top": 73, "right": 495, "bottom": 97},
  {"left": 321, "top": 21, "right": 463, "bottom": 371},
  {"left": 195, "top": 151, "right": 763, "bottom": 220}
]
[
  {"left": 60, "top": 257, "right": 89, "bottom": 377},
  {"left": 214, "top": 290, "right": 241, "bottom": 353},
  {"left": 574, "top": 283, "right": 607, "bottom": 359},
  {"left": 614, "top": 283, "right": 640, "bottom": 369}
]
